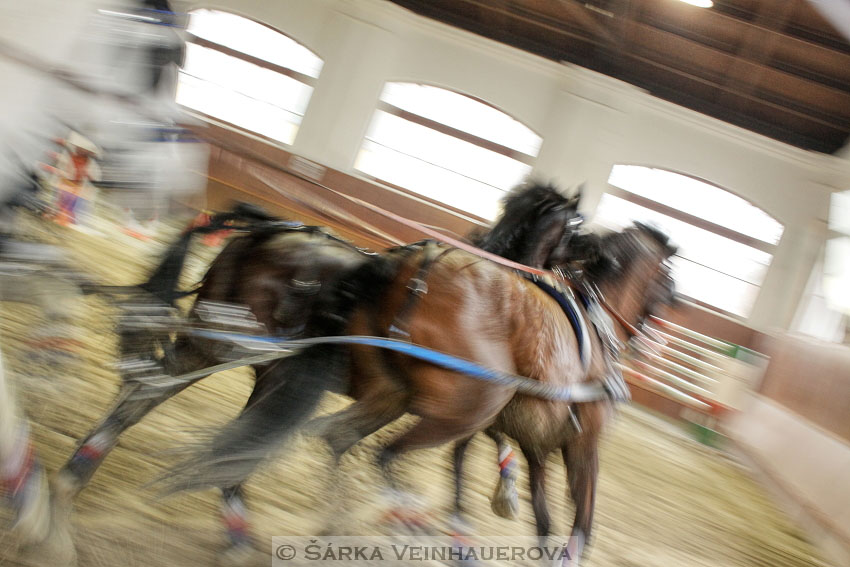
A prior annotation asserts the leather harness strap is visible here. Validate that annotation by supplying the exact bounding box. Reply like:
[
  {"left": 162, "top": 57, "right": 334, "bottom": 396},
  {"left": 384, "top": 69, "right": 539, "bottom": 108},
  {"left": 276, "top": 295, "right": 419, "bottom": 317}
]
[
  {"left": 388, "top": 241, "right": 454, "bottom": 340},
  {"left": 526, "top": 276, "right": 592, "bottom": 375},
  {"left": 379, "top": 243, "right": 634, "bottom": 405},
  {"left": 525, "top": 274, "right": 633, "bottom": 403}
]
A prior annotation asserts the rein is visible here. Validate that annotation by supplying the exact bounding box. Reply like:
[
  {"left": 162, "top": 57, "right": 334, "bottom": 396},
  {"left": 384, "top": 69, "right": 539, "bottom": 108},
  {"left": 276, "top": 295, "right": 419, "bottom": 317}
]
[
  {"left": 251, "top": 169, "right": 552, "bottom": 277},
  {"left": 187, "top": 330, "right": 610, "bottom": 403},
  {"left": 553, "top": 275, "right": 647, "bottom": 342},
  {"left": 595, "top": 290, "right": 643, "bottom": 339}
]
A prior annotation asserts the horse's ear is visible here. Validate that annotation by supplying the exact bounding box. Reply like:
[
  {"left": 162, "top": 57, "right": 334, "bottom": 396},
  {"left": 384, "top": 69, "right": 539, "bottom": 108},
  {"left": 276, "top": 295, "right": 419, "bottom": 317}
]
[
  {"left": 466, "top": 225, "right": 489, "bottom": 246},
  {"left": 530, "top": 208, "right": 573, "bottom": 269},
  {"left": 564, "top": 183, "right": 583, "bottom": 211},
  {"left": 572, "top": 183, "right": 585, "bottom": 204},
  {"left": 634, "top": 221, "right": 677, "bottom": 257}
]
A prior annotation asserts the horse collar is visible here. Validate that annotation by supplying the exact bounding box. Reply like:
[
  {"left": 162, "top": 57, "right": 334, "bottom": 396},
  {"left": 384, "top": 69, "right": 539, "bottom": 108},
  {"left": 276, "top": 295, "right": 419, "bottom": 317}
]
[
  {"left": 527, "top": 275, "right": 631, "bottom": 403},
  {"left": 526, "top": 276, "right": 592, "bottom": 374}
]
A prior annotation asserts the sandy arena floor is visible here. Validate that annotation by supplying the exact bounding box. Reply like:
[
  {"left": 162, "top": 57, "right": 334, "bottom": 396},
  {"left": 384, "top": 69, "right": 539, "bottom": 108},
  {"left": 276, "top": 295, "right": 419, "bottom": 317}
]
[{"left": 0, "top": 215, "right": 834, "bottom": 567}]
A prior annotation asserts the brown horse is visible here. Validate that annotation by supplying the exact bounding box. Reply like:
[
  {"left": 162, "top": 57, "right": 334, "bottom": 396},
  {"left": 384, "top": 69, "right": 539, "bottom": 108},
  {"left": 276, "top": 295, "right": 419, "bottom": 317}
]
[
  {"left": 52, "top": 183, "right": 582, "bottom": 557},
  {"left": 163, "top": 222, "right": 676, "bottom": 565}
]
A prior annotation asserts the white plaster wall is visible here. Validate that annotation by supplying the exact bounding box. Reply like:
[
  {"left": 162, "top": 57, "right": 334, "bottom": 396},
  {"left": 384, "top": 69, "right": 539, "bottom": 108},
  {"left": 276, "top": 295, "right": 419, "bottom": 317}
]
[{"left": 0, "top": 0, "right": 107, "bottom": 194}]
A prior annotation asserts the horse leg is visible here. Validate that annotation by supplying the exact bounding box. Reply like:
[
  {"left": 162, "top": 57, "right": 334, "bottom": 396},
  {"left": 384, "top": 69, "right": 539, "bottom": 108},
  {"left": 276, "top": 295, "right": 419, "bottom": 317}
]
[
  {"left": 561, "top": 437, "right": 599, "bottom": 567},
  {"left": 0, "top": 353, "right": 50, "bottom": 546},
  {"left": 521, "top": 447, "right": 551, "bottom": 547},
  {"left": 377, "top": 414, "right": 491, "bottom": 534},
  {"left": 218, "top": 484, "right": 253, "bottom": 565},
  {"left": 54, "top": 381, "right": 189, "bottom": 497},
  {"left": 216, "top": 364, "right": 282, "bottom": 559},
  {"left": 1, "top": 347, "right": 78, "bottom": 565},
  {"left": 308, "top": 382, "right": 408, "bottom": 534},
  {"left": 451, "top": 435, "right": 474, "bottom": 522},
  {"left": 486, "top": 428, "right": 519, "bottom": 519},
  {"left": 449, "top": 434, "right": 481, "bottom": 563},
  {"left": 54, "top": 336, "right": 214, "bottom": 501}
]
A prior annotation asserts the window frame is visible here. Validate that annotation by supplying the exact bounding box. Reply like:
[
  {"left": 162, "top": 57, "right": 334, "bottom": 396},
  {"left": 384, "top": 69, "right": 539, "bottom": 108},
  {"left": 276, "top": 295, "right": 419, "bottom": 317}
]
[
  {"left": 355, "top": 83, "right": 542, "bottom": 220},
  {"left": 177, "top": 11, "right": 321, "bottom": 145},
  {"left": 373, "top": 98, "right": 538, "bottom": 167},
  {"left": 603, "top": 167, "right": 783, "bottom": 319}
]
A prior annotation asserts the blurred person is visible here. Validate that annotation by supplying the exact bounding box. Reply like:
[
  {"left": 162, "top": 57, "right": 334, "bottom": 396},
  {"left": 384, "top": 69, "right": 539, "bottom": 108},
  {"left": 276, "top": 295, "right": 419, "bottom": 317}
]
[
  {"left": 87, "top": 0, "right": 200, "bottom": 240},
  {"left": 0, "top": 1, "right": 99, "bottom": 559},
  {"left": 43, "top": 131, "right": 103, "bottom": 232},
  {"left": 0, "top": 1, "right": 200, "bottom": 563}
]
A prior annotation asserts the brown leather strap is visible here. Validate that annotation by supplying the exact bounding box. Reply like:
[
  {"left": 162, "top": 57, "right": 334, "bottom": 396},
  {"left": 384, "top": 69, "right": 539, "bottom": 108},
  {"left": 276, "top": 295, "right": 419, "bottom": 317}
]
[
  {"left": 597, "top": 294, "right": 643, "bottom": 339},
  {"left": 388, "top": 242, "right": 454, "bottom": 340}
]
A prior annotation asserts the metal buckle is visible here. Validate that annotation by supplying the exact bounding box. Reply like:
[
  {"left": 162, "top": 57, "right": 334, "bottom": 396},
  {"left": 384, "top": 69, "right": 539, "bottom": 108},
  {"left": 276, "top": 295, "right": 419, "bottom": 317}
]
[
  {"left": 407, "top": 277, "right": 428, "bottom": 295},
  {"left": 568, "top": 405, "right": 583, "bottom": 434},
  {"left": 290, "top": 279, "right": 321, "bottom": 294}
]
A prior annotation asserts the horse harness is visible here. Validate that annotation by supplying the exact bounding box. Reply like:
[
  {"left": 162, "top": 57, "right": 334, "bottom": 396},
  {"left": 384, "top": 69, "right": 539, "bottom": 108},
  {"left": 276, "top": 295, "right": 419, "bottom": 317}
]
[
  {"left": 158, "top": 239, "right": 638, "bottom": 409},
  {"left": 386, "top": 241, "right": 632, "bottom": 411},
  {"left": 388, "top": 240, "right": 454, "bottom": 341}
]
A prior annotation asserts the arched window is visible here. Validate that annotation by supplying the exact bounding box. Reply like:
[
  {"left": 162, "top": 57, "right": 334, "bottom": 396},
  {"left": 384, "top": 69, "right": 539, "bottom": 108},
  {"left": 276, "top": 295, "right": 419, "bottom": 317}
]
[
  {"left": 594, "top": 165, "right": 785, "bottom": 317},
  {"left": 176, "top": 9, "right": 323, "bottom": 145},
  {"left": 355, "top": 83, "right": 542, "bottom": 220}
]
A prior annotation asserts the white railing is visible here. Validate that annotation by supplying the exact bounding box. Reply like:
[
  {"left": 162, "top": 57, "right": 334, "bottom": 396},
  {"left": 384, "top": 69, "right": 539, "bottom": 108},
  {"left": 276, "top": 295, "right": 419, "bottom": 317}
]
[{"left": 622, "top": 316, "right": 769, "bottom": 418}]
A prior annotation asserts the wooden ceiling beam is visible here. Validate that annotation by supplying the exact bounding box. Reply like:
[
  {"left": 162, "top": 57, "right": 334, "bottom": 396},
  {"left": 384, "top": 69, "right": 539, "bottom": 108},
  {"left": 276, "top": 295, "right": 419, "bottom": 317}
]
[
  {"left": 711, "top": 0, "right": 849, "bottom": 48},
  {"left": 419, "top": 0, "right": 596, "bottom": 44},
  {"left": 624, "top": 22, "right": 850, "bottom": 121},
  {"left": 480, "top": 0, "right": 509, "bottom": 34},
  {"left": 405, "top": 0, "right": 850, "bottom": 123},
  {"left": 714, "top": 1, "right": 795, "bottom": 113},
  {"left": 388, "top": 0, "right": 850, "bottom": 151},
  {"left": 634, "top": 0, "right": 850, "bottom": 58},
  {"left": 553, "top": 0, "right": 620, "bottom": 45}
]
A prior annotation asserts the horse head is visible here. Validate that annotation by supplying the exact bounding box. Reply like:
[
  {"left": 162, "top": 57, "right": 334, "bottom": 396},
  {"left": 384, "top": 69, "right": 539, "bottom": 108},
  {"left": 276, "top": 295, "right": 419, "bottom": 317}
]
[
  {"left": 473, "top": 182, "right": 582, "bottom": 268},
  {"left": 566, "top": 222, "right": 678, "bottom": 335},
  {"left": 631, "top": 221, "right": 678, "bottom": 322}
]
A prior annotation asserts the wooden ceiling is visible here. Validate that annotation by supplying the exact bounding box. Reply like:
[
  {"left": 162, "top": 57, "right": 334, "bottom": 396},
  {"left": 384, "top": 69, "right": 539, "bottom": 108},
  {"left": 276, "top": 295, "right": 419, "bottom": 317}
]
[{"left": 388, "top": 0, "right": 850, "bottom": 154}]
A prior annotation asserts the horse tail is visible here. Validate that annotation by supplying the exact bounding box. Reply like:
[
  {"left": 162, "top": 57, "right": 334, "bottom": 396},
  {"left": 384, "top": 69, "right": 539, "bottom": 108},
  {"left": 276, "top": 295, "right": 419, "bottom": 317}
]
[
  {"left": 138, "top": 203, "right": 284, "bottom": 306},
  {"left": 160, "top": 254, "right": 399, "bottom": 491}
]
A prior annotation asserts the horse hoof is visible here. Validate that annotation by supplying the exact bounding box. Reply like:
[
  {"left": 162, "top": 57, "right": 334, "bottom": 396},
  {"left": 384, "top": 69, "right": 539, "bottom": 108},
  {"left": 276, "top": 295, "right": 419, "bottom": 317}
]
[
  {"left": 449, "top": 516, "right": 482, "bottom": 567},
  {"left": 490, "top": 476, "right": 519, "bottom": 520},
  {"left": 217, "top": 541, "right": 256, "bottom": 566},
  {"left": 12, "top": 467, "right": 52, "bottom": 546},
  {"left": 560, "top": 530, "right": 585, "bottom": 567},
  {"left": 380, "top": 507, "right": 434, "bottom": 535},
  {"left": 19, "top": 530, "right": 77, "bottom": 567},
  {"left": 16, "top": 498, "right": 78, "bottom": 567}
]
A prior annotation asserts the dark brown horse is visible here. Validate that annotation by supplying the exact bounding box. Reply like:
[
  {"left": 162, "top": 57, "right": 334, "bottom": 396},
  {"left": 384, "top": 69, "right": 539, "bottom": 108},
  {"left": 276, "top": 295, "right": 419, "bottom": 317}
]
[
  {"left": 52, "top": 183, "right": 582, "bottom": 557},
  {"left": 163, "top": 222, "right": 676, "bottom": 565}
]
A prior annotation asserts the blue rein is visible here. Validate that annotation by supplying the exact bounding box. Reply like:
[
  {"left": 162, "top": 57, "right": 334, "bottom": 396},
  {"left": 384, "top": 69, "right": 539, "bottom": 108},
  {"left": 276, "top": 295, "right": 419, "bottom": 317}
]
[{"left": 189, "top": 330, "right": 609, "bottom": 403}]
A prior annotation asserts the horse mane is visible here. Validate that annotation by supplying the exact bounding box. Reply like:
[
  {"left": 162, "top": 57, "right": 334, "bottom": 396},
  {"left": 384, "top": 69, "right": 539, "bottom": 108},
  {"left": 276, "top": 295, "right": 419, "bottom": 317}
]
[
  {"left": 567, "top": 222, "right": 677, "bottom": 285},
  {"left": 472, "top": 181, "right": 579, "bottom": 264}
]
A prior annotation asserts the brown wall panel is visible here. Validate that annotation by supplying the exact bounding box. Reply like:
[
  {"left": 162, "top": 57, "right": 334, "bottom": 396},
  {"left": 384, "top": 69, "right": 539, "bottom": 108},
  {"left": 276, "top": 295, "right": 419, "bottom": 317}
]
[
  {"left": 192, "top": 123, "right": 485, "bottom": 251},
  {"left": 756, "top": 334, "right": 850, "bottom": 442}
]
